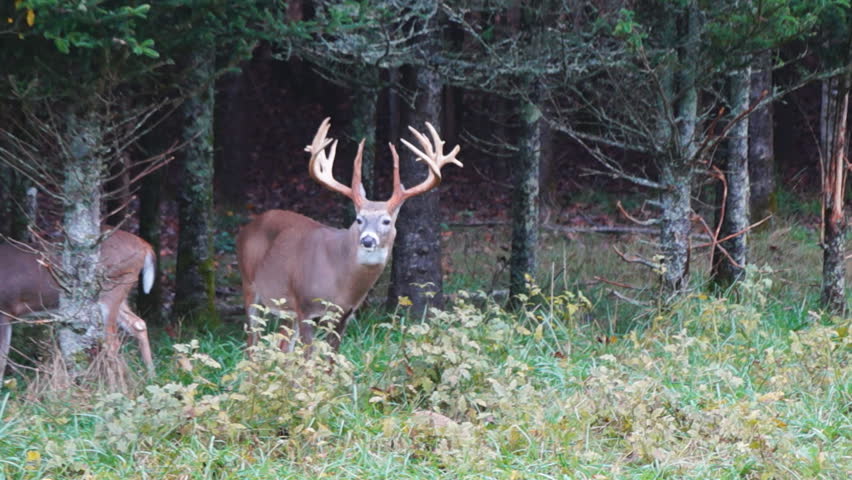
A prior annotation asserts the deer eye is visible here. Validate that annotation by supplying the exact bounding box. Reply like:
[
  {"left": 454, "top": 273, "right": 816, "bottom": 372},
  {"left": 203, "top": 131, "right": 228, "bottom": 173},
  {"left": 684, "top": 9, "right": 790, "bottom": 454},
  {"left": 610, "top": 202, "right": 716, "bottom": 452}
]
[
  {"left": 382, "top": 218, "right": 391, "bottom": 226},
  {"left": 356, "top": 217, "right": 364, "bottom": 225}
]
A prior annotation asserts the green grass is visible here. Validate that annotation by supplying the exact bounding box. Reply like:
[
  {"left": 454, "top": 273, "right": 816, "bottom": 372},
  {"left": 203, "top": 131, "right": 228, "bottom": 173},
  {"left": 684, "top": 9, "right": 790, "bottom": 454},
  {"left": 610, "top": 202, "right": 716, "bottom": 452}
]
[{"left": 1, "top": 214, "right": 850, "bottom": 479}]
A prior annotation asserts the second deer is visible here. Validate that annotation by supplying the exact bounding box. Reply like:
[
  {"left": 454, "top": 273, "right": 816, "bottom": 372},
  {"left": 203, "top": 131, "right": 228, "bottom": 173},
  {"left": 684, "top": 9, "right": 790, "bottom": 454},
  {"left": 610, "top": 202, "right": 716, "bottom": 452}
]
[
  {"left": 237, "top": 118, "right": 462, "bottom": 351},
  {"left": 0, "top": 228, "right": 156, "bottom": 383}
]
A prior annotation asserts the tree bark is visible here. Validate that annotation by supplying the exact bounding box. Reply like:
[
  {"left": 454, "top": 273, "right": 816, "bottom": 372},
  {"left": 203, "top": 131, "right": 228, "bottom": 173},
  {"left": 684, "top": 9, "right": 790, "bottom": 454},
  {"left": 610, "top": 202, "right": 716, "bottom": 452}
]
[
  {"left": 350, "top": 75, "right": 379, "bottom": 199},
  {"left": 819, "top": 75, "right": 850, "bottom": 313},
  {"left": 174, "top": 49, "right": 219, "bottom": 327},
  {"left": 749, "top": 50, "right": 775, "bottom": 221},
  {"left": 509, "top": 84, "right": 541, "bottom": 302},
  {"left": 56, "top": 112, "right": 106, "bottom": 374},
  {"left": 713, "top": 64, "right": 751, "bottom": 286},
  {"left": 387, "top": 64, "right": 445, "bottom": 315},
  {"left": 659, "top": 164, "right": 692, "bottom": 293},
  {"left": 340, "top": 74, "right": 380, "bottom": 227},
  {"left": 658, "top": 3, "right": 698, "bottom": 295},
  {"left": 135, "top": 115, "right": 172, "bottom": 326}
]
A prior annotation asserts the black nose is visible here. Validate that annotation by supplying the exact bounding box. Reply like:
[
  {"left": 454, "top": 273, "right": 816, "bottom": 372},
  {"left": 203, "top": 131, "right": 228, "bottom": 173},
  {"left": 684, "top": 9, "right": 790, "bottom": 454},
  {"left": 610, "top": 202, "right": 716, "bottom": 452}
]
[{"left": 361, "top": 236, "right": 376, "bottom": 248}]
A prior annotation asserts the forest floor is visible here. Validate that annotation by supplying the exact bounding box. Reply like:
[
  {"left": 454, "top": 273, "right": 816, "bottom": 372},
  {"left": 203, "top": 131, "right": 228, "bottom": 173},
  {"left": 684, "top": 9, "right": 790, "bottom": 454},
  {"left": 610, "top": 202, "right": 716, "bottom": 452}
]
[{"left": 0, "top": 198, "right": 850, "bottom": 479}]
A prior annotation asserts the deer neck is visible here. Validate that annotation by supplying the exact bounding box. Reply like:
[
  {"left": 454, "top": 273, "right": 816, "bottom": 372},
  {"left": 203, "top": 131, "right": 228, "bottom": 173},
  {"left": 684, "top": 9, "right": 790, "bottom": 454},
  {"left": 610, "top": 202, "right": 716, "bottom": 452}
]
[{"left": 335, "top": 224, "right": 389, "bottom": 306}]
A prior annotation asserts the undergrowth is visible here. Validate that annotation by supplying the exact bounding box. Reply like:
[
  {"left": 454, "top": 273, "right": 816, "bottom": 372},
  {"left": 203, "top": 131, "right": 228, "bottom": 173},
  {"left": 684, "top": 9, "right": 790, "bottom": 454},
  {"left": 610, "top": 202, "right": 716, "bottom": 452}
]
[{"left": 0, "top": 262, "right": 849, "bottom": 479}]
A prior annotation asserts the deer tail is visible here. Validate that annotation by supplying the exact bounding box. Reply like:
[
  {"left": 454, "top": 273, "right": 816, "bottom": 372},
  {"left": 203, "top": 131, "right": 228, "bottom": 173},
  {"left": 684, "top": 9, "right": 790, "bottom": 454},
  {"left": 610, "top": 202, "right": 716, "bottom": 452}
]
[{"left": 142, "top": 248, "right": 155, "bottom": 294}]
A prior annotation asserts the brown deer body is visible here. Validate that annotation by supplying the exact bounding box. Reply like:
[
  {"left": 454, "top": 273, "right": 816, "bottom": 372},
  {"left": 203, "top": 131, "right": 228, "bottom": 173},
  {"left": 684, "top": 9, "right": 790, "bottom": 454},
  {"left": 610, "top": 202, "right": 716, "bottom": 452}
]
[
  {"left": 0, "top": 229, "right": 156, "bottom": 382},
  {"left": 237, "top": 118, "right": 462, "bottom": 350}
]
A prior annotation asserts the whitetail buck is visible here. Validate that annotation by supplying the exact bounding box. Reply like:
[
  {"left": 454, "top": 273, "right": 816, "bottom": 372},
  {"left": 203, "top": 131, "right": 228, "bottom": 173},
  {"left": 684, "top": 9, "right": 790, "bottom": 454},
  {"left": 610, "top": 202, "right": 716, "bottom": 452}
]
[
  {"left": 237, "top": 118, "right": 462, "bottom": 350},
  {"left": 0, "top": 229, "right": 156, "bottom": 383}
]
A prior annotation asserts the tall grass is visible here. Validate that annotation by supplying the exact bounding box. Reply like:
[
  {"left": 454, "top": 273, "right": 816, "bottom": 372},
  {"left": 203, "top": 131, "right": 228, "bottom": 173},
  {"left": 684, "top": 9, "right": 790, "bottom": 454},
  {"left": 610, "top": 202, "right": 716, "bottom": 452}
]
[{"left": 0, "top": 218, "right": 849, "bottom": 479}]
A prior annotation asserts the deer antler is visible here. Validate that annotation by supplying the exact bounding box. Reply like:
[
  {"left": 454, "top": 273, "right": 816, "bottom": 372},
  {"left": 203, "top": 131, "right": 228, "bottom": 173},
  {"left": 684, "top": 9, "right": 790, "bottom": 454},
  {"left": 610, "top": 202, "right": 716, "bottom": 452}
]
[
  {"left": 388, "top": 122, "right": 463, "bottom": 210},
  {"left": 306, "top": 118, "right": 365, "bottom": 208}
]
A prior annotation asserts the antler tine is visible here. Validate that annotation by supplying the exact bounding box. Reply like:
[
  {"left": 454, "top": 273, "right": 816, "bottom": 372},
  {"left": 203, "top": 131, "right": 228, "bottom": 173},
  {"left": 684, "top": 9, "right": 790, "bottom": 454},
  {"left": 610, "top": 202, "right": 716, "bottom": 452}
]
[
  {"left": 350, "top": 139, "right": 366, "bottom": 208},
  {"left": 387, "top": 143, "right": 404, "bottom": 207},
  {"left": 389, "top": 122, "right": 463, "bottom": 209},
  {"left": 306, "top": 117, "right": 356, "bottom": 201},
  {"left": 424, "top": 121, "right": 463, "bottom": 169}
]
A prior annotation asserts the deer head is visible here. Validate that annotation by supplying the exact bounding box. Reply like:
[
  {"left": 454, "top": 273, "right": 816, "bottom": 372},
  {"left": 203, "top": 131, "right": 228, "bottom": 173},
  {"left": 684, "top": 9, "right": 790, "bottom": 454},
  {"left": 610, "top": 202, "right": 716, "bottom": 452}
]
[{"left": 306, "top": 117, "right": 463, "bottom": 267}]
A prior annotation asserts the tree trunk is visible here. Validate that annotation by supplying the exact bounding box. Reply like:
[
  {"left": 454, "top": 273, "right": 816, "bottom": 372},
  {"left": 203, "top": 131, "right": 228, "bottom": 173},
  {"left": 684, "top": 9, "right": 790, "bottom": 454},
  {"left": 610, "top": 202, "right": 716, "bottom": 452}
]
[
  {"left": 538, "top": 120, "right": 558, "bottom": 224},
  {"left": 135, "top": 115, "right": 172, "bottom": 326},
  {"left": 174, "top": 49, "right": 219, "bottom": 327},
  {"left": 819, "top": 75, "right": 850, "bottom": 313},
  {"left": 659, "top": 164, "right": 692, "bottom": 293},
  {"left": 749, "top": 50, "right": 776, "bottom": 221},
  {"left": 56, "top": 112, "right": 106, "bottom": 374},
  {"left": 341, "top": 75, "right": 379, "bottom": 227},
  {"left": 387, "top": 64, "right": 445, "bottom": 315},
  {"left": 658, "top": 3, "right": 698, "bottom": 295},
  {"left": 713, "top": 64, "right": 751, "bottom": 286},
  {"left": 509, "top": 85, "right": 541, "bottom": 302},
  {"left": 350, "top": 76, "right": 378, "bottom": 199}
]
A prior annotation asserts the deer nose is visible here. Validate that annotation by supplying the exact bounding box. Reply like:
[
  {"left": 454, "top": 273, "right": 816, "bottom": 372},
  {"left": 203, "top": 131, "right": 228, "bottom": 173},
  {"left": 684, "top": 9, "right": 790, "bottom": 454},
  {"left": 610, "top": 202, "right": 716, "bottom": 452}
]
[{"left": 360, "top": 236, "right": 377, "bottom": 249}]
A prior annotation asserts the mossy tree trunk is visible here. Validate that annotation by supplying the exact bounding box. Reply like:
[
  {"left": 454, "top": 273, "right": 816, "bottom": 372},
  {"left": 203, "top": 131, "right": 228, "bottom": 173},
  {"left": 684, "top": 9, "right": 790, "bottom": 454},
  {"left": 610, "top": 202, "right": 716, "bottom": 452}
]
[
  {"left": 174, "top": 48, "right": 219, "bottom": 328},
  {"left": 509, "top": 82, "right": 542, "bottom": 302},
  {"left": 713, "top": 64, "right": 751, "bottom": 286},
  {"left": 56, "top": 112, "right": 106, "bottom": 374},
  {"left": 388, "top": 64, "right": 445, "bottom": 315},
  {"left": 658, "top": 2, "right": 699, "bottom": 295},
  {"left": 819, "top": 75, "right": 850, "bottom": 313},
  {"left": 749, "top": 50, "right": 776, "bottom": 221}
]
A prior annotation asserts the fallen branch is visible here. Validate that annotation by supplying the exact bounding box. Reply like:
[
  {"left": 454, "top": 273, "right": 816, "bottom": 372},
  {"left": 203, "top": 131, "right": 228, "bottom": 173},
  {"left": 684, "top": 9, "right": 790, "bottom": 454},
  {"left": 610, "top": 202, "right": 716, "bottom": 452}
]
[
  {"left": 612, "top": 245, "right": 661, "bottom": 270},
  {"left": 616, "top": 200, "right": 659, "bottom": 226},
  {"left": 544, "top": 224, "right": 660, "bottom": 235},
  {"left": 693, "top": 213, "right": 741, "bottom": 269},
  {"left": 593, "top": 276, "right": 640, "bottom": 290},
  {"left": 693, "top": 215, "right": 772, "bottom": 249},
  {"left": 609, "top": 289, "right": 651, "bottom": 306}
]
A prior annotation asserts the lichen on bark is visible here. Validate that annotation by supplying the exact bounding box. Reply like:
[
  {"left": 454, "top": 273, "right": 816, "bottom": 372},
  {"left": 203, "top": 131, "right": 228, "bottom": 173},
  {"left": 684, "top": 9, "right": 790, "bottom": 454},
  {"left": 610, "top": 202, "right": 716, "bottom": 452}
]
[
  {"left": 509, "top": 86, "right": 541, "bottom": 302},
  {"left": 57, "top": 111, "right": 106, "bottom": 374},
  {"left": 713, "top": 65, "right": 751, "bottom": 286}
]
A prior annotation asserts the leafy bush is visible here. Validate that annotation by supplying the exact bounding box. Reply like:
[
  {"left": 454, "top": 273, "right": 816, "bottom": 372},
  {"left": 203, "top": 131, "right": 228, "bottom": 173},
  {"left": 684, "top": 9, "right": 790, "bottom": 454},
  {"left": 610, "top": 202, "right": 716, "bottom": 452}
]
[{"left": 96, "top": 323, "right": 354, "bottom": 454}]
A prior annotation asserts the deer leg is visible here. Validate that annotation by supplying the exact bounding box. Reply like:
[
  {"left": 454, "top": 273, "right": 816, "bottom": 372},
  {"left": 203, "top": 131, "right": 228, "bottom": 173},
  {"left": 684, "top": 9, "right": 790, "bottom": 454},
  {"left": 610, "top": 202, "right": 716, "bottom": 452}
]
[
  {"left": 117, "top": 302, "right": 154, "bottom": 375},
  {"left": 298, "top": 316, "right": 315, "bottom": 349},
  {"left": 100, "top": 275, "right": 136, "bottom": 359},
  {"left": 98, "top": 297, "right": 122, "bottom": 358},
  {"left": 0, "top": 313, "right": 11, "bottom": 385},
  {"left": 278, "top": 304, "right": 315, "bottom": 353},
  {"left": 245, "top": 291, "right": 261, "bottom": 348},
  {"left": 326, "top": 309, "right": 353, "bottom": 351}
]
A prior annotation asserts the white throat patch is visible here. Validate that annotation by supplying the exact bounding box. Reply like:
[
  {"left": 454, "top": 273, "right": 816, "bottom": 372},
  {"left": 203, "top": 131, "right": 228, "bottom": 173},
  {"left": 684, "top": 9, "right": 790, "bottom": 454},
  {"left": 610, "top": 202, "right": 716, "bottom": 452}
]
[{"left": 357, "top": 246, "right": 389, "bottom": 265}]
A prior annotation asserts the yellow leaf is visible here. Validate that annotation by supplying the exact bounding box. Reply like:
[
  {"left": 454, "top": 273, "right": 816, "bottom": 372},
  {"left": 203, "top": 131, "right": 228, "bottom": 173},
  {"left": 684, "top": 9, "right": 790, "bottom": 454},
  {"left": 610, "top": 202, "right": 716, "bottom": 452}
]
[
  {"left": 6, "top": 18, "right": 12, "bottom": 24},
  {"left": 397, "top": 296, "right": 413, "bottom": 307},
  {"left": 26, "top": 451, "right": 41, "bottom": 462},
  {"left": 533, "top": 324, "right": 543, "bottom": 342},
  {"left": 26, "top": 9, "right": 34, "bottom": 27}
]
